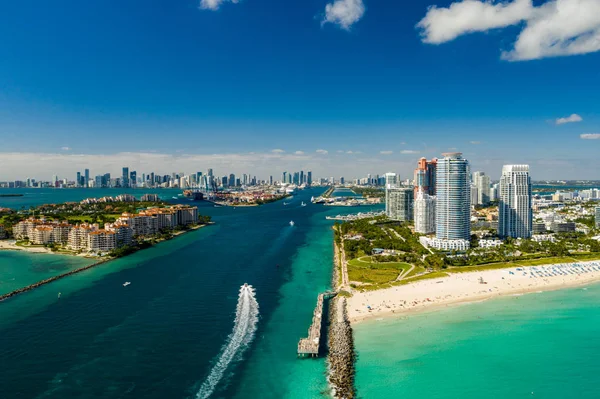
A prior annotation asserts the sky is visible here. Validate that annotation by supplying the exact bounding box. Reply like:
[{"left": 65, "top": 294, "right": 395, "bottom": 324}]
[{"left": 0, "top": 0, "right": 599, "bottom": 181}]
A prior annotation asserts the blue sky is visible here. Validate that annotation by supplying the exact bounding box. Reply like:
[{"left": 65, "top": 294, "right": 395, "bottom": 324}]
[{"left": 0, "top": 0, "right": 599, "bottom": 180}]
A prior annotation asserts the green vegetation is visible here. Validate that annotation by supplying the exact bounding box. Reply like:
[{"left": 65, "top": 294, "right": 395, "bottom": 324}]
[
  {"left": 393, "top": 271, "right": 449, "bottom": 286},
  {"left": 347, "top": 256, "right": 412, "bottom": 285},
  {"left": 350, "top": 187, "right": 385, "bottom": 198}
]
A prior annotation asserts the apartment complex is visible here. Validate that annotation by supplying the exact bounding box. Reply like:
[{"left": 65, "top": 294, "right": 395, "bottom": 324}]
[
  {"left": 12, "top": 205, "right": 199, "bottom": 253},
  {"left": 414, "top": 189, "right": 436, "bottom": 234},
  {"left": 435, "top": 152, "right": 471, "bottom": 245},
  {"left": 385, "top": 187, "right": 413, "bottom": 222},
  {"left": 499, "top": 165, "right": 532, "bottom": 239},
  {"left": 472, "top": 171, "right": 491, "bottom": 206},
  {"left": 414, "top": 157, "right": 437, "bottom": 196}
]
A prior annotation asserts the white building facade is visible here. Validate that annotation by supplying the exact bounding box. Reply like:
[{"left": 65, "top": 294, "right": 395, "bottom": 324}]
[
  {"left": 499, "top": 165, "right": 532, "bottom": 239},
  {"left": 436, "top": 152, "right": 471, "bottom": 243},
  {"left": 414, "top": 189, "right": 436, "bottom": 234}
]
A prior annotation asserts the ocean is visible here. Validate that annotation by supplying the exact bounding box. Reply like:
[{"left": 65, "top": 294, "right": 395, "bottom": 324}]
[
  {"left": 0, "top": 188, "right": 381, "bottom": 399},
  {"left": 354, "top": 285, "right": 600, "bottom": 398}
]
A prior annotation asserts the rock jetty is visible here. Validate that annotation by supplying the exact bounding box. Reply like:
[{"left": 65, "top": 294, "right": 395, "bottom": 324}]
[
  {"left": 328, "top": 296, "right": 356, "bottom": 399},
  {"left": 0, "top": 259, "right": 109, "bottom": 302}
]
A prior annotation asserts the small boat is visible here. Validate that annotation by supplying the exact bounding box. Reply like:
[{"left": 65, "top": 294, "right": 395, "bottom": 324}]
[
  {"left": 57, "top": 292, "right": 62, "bottom": 298},
  {"left": 123, "top": 282, "right": 131, "bottom": 287},
  {"left": 301, "top": 201, "right": 307, "bottom": 207},
  {"left": 283, "top": 202, "right": 288, "bottom": 206},
  {"left": 289, "top": 220, "right": 295, "bottom": 227}
]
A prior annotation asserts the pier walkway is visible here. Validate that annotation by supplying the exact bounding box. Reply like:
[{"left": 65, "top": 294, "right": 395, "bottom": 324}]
[{"left": 298, "top": 291, "right": 337, "bottom": 357}]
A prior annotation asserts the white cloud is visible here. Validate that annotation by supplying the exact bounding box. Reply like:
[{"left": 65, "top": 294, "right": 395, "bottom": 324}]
[
  {"left": 294, "top": 150, "right": 305, "bottom": 155},
  {"left": 322, "top": 0, "right": 365, "bottom": 30},
  {"left": 581, "top": 133, "right": 600, "bottom": 140},
  {"left": 470, "top": 141, "right": 482, "bottom": 144},
  {"left": 400, "top": 150, "right": 419, "bottom": 154},
  {"left": 61, "top": 147, "right": 71, "bottom": 151},
  {"left": 271, "top": 149, "right": 285, "bottom": 154},
  {"left": 316, "top": 149, "right": 329, "bottom": 155},
  {"left": 200, "top": 0, "right": 239, "bottom": 11},
  {"left": 556, "top": 113, "right": 583, "bottom": 125},
  {"left": 380, "top": 150, "right": 393, "bottom": 155},
  {"left": 418, "top": 0, "right": 600, "bottom": 61}
]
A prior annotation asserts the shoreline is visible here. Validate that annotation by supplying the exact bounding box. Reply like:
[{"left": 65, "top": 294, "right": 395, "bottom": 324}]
[
  {"left": 347, "top": 261, "right": 600, "bottom": 324},
  {"left": 0, "top": 223, "right": 211, "bottom": 302}
]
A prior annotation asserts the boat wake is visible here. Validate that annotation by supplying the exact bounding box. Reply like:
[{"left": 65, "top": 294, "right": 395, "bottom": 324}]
[{"left": 195, "top": 284, "right": 259, "bottom": 399}]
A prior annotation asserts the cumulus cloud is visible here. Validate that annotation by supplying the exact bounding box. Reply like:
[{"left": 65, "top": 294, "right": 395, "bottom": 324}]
[
  {"left": 294, "top": 150, "right": 305, "bottom": 155},
  {"left": 316, "top": 149, "right": 329, "bottom": 154},
  {"left": 400, "top": 150, "right": 419, "bottom": 154},
  {"left": 61, "top": 147, "right": 71, "bottom": 151},
  {"left": 470, "top": 141, "right": 482, "bottom": 144},
  {"left": 380, "top": 150, "right": 393, "bottom": 155},
  {"left": 581, "top": 133, "right": 600, "bottom": 140},
  {"left": 418, "top": 0, "right": 600, "bottom": 61},
  {"left": 271, "top": 149, "right": 286, "bottom": 154},
  {"left": 556, "top": 113, "right": 583, "bottom": 125},
  {"left": 322, "top": 0, "right": 365, "bottom": 30},
  {"left": 200, "top": 0, "right": 239, "bottom": 10}
]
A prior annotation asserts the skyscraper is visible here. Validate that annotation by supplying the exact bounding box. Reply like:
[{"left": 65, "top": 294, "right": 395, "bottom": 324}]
[
  {"left": 436, "top": 152, "right": 471, "bottom": 241},
  {"left": 414, "top": 189, "right": 436, "bottom": 234},
  {"left": 76, "top": 172, "right": 81, "bottom": 187},
  {"left": 307, "top": 171, "right": 312, "bottom": 186},
  {"left": 84, "top": 169, "right": 90, "bottom": 188},
  {"left": 473, "top": 171, "right": 491, "bottom": 205},
  {"left": 130, "top": 171, "right": 137, "bottom": 187},
  {"left": 122, "top": 167, "right": 129, "bottom": 188},
  {"left": 384, "top": 172, "right": 397, "bottom": 188},
  {"left": 499, "top": 165, "right": 532, "bottom": 239},
  {"left": 386, "top": 187, "right": 414, "bottom": 222},
  {"left": 414, "top": 157, "right": 437, "bottom": 196},
  {"left": 282, "top": 172, "right": 287, "bottom": 184}
]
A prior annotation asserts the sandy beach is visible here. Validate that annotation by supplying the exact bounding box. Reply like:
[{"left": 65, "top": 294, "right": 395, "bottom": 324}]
[
  {"left": 348, "top": 261, "right": 600, "bottom": 323},
  {"left": 0, "top": 240, "right": 54, "bottom": 254}
]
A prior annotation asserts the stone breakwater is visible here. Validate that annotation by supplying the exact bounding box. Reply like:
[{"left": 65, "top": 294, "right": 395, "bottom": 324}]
[
  {"left": 328, "top": 296, "right": 356, "bottom": 399},
  {"left": 0, "top": 259, "right": 109, "bottom": 302}
]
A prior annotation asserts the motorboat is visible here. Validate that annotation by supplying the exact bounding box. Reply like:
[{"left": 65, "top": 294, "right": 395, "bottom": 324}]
[
  {"left": 123, "top": 282, "right": 131, "bottom": 287},
  {"left": 289, "top": 220, "right": 295, "bottom": 227},
  {"left": 301, "top": 201, "right": 306, "bottom": 207}
]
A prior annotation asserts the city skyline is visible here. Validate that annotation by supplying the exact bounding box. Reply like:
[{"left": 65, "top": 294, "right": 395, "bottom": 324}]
[{"left": 0, "top": 1, "right": 598, "bottom": 180}]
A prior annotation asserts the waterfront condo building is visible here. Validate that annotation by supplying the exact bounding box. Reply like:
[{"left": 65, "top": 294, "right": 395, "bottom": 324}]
[
  {"left": 472, "top": 171, "right": 491, "bottom": 205},
  {"left": 385, "top": 187, "right": 413, "bottom": 222},
  {"left": 88, "top": 230, "right": 117, "bottom": 253},
  {"left": 414, "top": 189, "right": 436, "bottom": 234},
  {"left": 499, "top": 165, "right": 532, "bottom": 239},
  {"left": 414, "top": 157, "right": 437, "bottom": 196},
  {"left": 435, "top": 152, "right": 471, "bottom": 243}
]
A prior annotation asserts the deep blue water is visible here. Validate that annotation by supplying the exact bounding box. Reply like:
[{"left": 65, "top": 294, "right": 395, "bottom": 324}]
[{"left": 0, "top": 188, "right": 382, "bottom": 399}]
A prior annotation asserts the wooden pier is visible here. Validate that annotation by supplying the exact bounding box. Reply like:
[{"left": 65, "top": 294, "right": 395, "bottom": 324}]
[{"left": 298, "top": 291, "right": 336, "bottom": 358}]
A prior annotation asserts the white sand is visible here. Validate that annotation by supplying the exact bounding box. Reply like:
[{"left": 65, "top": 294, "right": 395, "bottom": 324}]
[
  {"left": 348, "top": 261, "right": 600, "bottom": 323},
  {"left": 0, "top": 240, "right": 53, "bottom": 254}
]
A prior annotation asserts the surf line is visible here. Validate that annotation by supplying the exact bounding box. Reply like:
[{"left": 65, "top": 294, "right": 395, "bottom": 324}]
[{"left": 195, "top": 284, "right": 259, "bottom": 399}]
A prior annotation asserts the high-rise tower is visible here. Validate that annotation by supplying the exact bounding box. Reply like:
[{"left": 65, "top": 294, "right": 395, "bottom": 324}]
[
  {"left": 499, "top": 165, "right": 532, "bottom": 238},
  {"left": 436, "top": 153, "right": 470, "bottom": 241},
  {"left": 414, "top": 158, "right": 437, "bottom": 196}
]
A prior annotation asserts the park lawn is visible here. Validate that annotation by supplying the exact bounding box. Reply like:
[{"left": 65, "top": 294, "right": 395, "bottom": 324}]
[
  {"left": 347, "top": 257, "right": 412, "bottom": 285},
  {"left": 392, "top": 271, "right": 449, "bottom": 286},
  {"left": 571, "top": 253, "right": 600, "bottom": 261}
]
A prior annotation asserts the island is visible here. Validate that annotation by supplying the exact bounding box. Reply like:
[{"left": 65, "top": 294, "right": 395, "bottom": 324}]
[{"left": 0, "top": 194, "right": 212, "bottom": 301}]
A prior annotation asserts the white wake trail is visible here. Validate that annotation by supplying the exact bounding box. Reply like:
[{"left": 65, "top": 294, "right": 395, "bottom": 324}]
[{"left": 195, "top": 284, "right": 259, "bottom": 399}]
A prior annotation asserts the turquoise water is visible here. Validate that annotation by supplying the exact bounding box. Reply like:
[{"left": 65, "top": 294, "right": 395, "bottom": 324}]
[
  {"left": 0, "top": 188, "right": 382, "bottom": 398},
  {"left": 354, "top": 285, "right": 600, "bottom": 398},
  {"left": 0, "top": 251, "right": 95, "bottom": 295}
]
